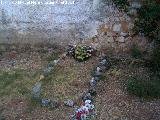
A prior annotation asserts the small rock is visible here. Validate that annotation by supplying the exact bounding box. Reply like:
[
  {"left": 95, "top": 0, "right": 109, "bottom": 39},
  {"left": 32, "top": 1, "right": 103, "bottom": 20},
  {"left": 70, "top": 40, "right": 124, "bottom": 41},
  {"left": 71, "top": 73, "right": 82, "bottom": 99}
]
[
  {"left": 64, "top": 99, "right": 74, "bottom": 107},
  {"left": 94, "top": 70, "right": 102, "bottom": 77},
  {"left": 94, "top": 77, "right": 100, "bottom": 82},
  {"left": 88, "top": 87, "right": 97, "bottom": 96},
  {"left": 32, "top": 82, "right": 41, "bottom": 98},
  {"left": 107, "top": 37, "right": 114, "bottom": 43},
  {"left": 39, "top": 75, "right": 44, "bottom": 80},
  {"left": 131, "top": 2, "right": 141, "bottom": 9},
  {"left": 43, "top": 66, "right": 54, "bottom": 76},
  {"left": 50, "top": 99, "right": 59, "bottom": 108},
  {"left": 115, "top": 17, "right": 120, "bottom": 22},
  {"left": 96, "top": 67, "right": 101, "bottom": 72},
  {"left": 113, "top": 24, "right": 121, "bottom": 33},
  {"left": 128, "top": 8, "right": 137, "bottom": 16},
  {"left": 89, "top": 78, "right": 97, "bottom": 87},
  {"left": 53, "top": 59, "right": 59, "bottom": 64},
  {"left": 99, "top": 59, "right": 111, "bottom": 70},
  {"left": 116, "top": 36, "right": 125, "bottom": 43},
  {"left": 120, "top": 32, "right": 128, "bottom": 37},
  {"left": 66, "top": 45, "right": 75, "bottom": 56},
  {"left": 41, "top": 98, "right": 50, "bottom": 105},
  {"left": 85, "top": 99, "right": 92, "bottom": 104},
  {"left": 82, "top": 92, "right": 92, "bottom": 102},
  {"left": 8, "top": 60, "right": 16, "bottom": 66},
  {"left": 98, "top": 65, "right": 107, "bottom": 72}
]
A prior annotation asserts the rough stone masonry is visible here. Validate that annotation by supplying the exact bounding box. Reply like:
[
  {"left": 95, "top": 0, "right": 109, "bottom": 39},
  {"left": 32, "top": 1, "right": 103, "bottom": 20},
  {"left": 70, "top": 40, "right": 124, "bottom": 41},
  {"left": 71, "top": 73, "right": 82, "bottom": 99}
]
[{"left": 0, "top": 0, "right": 143, "bottom": 47}]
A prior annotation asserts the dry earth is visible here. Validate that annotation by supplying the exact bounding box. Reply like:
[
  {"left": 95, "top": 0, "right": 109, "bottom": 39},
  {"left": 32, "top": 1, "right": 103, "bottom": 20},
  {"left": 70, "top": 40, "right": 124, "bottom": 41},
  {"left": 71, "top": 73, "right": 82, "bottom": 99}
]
[{"left": 0, "top": 44, "right": 160, "bottom": 120}]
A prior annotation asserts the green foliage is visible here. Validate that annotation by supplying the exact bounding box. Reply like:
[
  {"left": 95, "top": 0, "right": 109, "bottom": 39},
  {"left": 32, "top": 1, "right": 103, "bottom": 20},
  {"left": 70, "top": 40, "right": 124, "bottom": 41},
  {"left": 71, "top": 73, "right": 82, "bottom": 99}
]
[
  {"left": 113, "top": 0, "right": 129, "bottom": 11},
  {"left": 127, "top": 75, "right": 160, "bottom": 98},
  {"left": 74, "top": 45, "right": 92, "bottom": 62},
  {"left": 130, "top": 44, "right": 142, "bottom": 58},
  {"left": 151, "top": 47, "right": 160, "bottom": 72},
  {"left": 0, "top": 69, "right": 38, "bottom": 96},
  {"left": 134, "top": 3, "right": 160, "bottom": 39},
  {"left": 134, "top": 1, "right": 160, "bottom": 74},
  {"left": 0, "top": 70, "right": 23, "bottom": 95}
]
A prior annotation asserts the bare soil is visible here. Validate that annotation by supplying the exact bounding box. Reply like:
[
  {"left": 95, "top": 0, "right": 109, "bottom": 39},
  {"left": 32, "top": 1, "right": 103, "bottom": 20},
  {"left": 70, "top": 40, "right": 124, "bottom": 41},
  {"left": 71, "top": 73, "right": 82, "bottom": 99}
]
[{"left": 0, "top": 44, "right": 160, "bottom": 120}]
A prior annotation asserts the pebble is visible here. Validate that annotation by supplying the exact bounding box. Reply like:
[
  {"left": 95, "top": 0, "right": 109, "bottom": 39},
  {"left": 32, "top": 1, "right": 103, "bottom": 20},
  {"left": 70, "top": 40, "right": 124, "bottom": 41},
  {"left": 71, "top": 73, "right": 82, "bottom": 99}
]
[
  {"left": 94, "top": 70, "right": 102, "bottom": 77},
  {"left": 96, "top": 67, "right": 101, "bottom": 72},
  {"left": 43, "top": 66, "right": 54, "bottom": 76},
  {"left": 82, "top": 92, "right": 92, "bottom": 102},
  {"left": 89, "top": 78, "right": 97, "bottom": 87},
  {"left": 50, "top": 99, "right": 59, "bottom": 108},
  {"left": 88, "top": 87, "right": 97, "bottom": 96},
  {"left": 41, "top": 98, "right": 50, "bottom": 105},
  {"left": 32, "top": 82, "right": 41, "bottom": 98},
  {"left": 113, "top": 24, "right": 121, "bottom": 33},
  {"left": 99, "top": 57, "right": 111, "bottom": 70},
  {"left": 94, "top": 76, "right": 100, "bottom": 82},
  {"left": 39, "top": 75, "right": 44, "bottom": 80},
  {"left": 64, "top": 99, "right": 74, "bottom": 107}
]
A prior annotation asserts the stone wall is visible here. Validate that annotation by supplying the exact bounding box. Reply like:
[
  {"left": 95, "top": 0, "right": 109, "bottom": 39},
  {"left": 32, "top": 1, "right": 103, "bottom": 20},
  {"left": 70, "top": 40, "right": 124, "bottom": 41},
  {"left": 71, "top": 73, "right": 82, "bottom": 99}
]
[{"left": 0, "top": 0, "right": 146, "bottom": 49}]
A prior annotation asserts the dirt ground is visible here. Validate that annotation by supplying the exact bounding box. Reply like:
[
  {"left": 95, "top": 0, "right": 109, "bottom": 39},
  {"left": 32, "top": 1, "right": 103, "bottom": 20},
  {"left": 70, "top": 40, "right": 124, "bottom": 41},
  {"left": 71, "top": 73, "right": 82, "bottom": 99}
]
[{"left": 0, "top": 44, "right": 160, "bottom": 120}]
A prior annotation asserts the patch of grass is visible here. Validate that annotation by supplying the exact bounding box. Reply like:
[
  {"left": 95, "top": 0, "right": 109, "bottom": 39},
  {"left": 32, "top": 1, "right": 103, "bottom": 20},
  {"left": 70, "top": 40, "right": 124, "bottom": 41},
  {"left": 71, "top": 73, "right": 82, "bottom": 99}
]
[
  {"left": 130, "top": 44, "right": 142, "bottom": 58},
  {"left": 41, "top": 65, "right": 78, "bottom": 100},
  {"left": 151, "top": 47, "right": 160, "bottom": 72},
  {"left": 16, "top": 84, "right": 30, "bottom": 95},
  {"left": 0, "top": 71, "right": 20, "bottom": 96},
  {"left": 127, "top": 75, "right": 160, "bottom": 98},
  {"left": 0, "top": 69, "right": 39, "bottom": 97}
]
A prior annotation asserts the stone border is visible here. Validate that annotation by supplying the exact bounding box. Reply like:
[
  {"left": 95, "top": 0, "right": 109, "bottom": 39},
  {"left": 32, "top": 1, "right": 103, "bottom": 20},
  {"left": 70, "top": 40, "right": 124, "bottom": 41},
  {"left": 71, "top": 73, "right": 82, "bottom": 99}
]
[{"left": 31, "top": 45, "right": 111, "bottom": 119}]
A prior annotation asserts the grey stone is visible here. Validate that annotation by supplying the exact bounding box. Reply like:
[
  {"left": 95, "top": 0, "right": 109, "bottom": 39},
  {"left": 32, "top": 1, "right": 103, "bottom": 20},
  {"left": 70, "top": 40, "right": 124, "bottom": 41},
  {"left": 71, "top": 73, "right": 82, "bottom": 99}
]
[
  {"left": 32, "top": 82, "right": 41, "bottom": 98},
  {"left": 107, "top": 37, "right": 114, "bottom": 43},
  {"left": 113, "top": 24, "right": 121, "bottom": 33},
  {"left": 43, "top": 66, "right": 54, "bottom": 76},
  {"left": 82, "top": 92, "right": 92, "bottom": 102},
  {"left": 99, "top": 59, "right": 107, "bottom": 65},
  {"left": 99, "top": 59, "right": 111, "bottom": 70},
  {"left": 88, "top": 87, "right": 97, "bottom": 96},
  {"left": 128, "top": 8, "right": 137, "bottom": 16},
  {"left": 64, "top": 99, "right": 74, "bottom": 107},
  {"left": 94, "top": 77, "right": 100, "bottom": 82},
  {"left": 53, "top": 59, "right": 59, "bottom": 65},
  {"left": 120, "top": 32, "right": 128, "bottom": 37},
  {"left": 50, "top": 99, "right": 59, "bottom": 108},
  {"left": 8, "top": 60, "right": 16, "bottom": 66},
  {"left": 66, "top": 45, "right": 75, "bottom": 56},
  {"left": 116, "top": 36, "right": 125, "bottom": 43},
  {"left": 94, "top": 70, "right": 102, "bottom": 77},
  {"left": 131, "top": 2, "right": 141, "bottom": 9},
  {"left": 41, "top": 98, "right": 50, "bottom": 105},
  {"left": 89, "top": 78, "right": 97, "bottom": 87},
  {"left": 98, "top": 65, "right": 107, "bottom": 72}
]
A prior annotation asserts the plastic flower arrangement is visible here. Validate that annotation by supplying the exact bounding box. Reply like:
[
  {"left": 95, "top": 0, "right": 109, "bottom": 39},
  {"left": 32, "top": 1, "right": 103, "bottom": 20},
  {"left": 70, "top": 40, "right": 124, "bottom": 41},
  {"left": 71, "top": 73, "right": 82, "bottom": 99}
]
[
  {"left": 74, "top": 45, "right": 94, "bottom": 61},
  {"left": 71, "top": 100, "right": 96, "bottom": 120}
]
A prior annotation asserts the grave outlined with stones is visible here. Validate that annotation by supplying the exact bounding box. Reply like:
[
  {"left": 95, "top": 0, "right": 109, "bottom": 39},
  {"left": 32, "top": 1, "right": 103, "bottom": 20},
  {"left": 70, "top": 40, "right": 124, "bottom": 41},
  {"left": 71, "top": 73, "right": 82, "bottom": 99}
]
[{"left": 31, "top": 44, "right": 111, "bottom": 120}]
